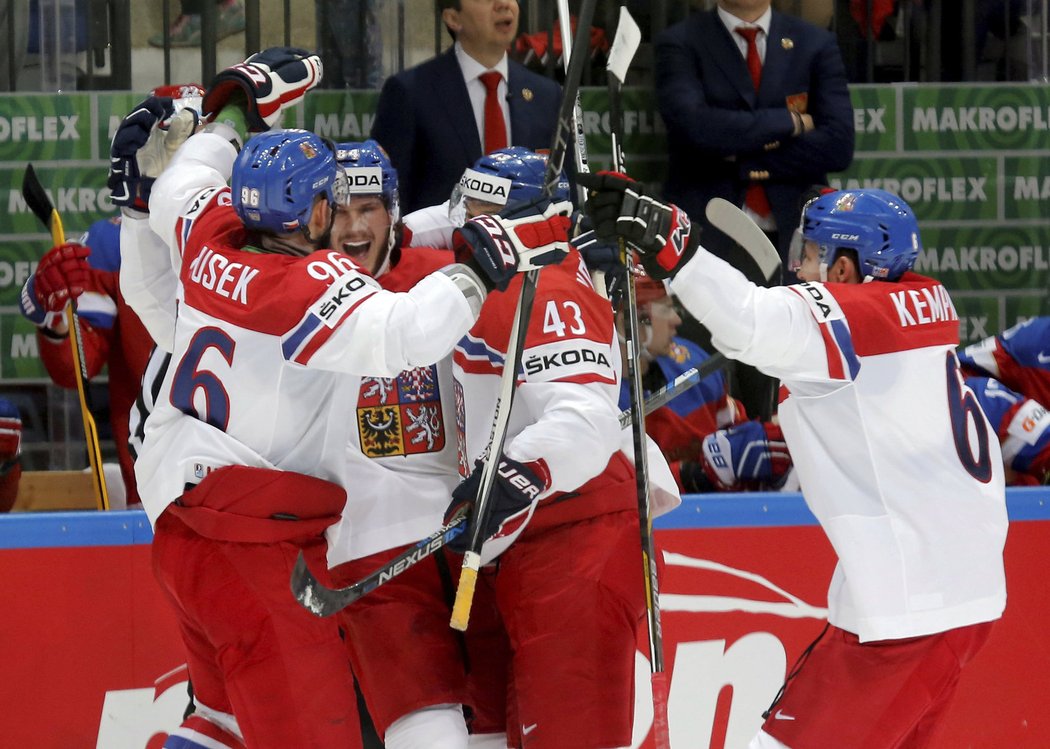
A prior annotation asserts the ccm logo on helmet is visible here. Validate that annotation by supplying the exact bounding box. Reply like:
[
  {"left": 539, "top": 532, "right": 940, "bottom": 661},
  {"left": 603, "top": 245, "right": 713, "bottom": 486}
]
[{"left": 831, "top": 233, "right": 861, "bottom": 241}]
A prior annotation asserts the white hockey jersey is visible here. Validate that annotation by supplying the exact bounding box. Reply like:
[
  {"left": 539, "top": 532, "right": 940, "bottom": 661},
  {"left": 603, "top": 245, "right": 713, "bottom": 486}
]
[
  {"left": 454, "top": 249, "right": 629, "bottom": 513},
  {"left": 135, "top": 133, "right": 479, "bottom": 559},
  {"left": 671, "top": 251, "right": 1008, "bottom": 641}
]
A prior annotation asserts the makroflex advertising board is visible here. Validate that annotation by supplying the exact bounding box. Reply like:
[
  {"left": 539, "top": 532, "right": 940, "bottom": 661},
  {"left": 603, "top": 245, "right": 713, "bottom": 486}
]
[{"left": 0, "top": 84, "right": 1046, "bottom": 382}]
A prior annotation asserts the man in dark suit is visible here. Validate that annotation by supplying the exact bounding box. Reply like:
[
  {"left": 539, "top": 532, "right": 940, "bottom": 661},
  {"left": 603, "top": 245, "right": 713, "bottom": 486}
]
[
  {"left": 655, "top": 0, "right": 854, "bottom": 266},
  {"left": 656, "top": 0, "right": 854, "bottom": 422},
  {"left": 371, "top": 0, "right": 561, "bottom": 214}
]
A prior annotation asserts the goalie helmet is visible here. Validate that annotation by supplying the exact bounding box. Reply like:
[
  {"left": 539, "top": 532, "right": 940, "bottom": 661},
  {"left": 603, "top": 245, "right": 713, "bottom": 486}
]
[
  {"left": 449, "top": 146, "right": 570, "bottom": 225},
  {"left": 788, "top": 189, "right": 921, "bottom": 282},
  {"left": 232, "top": 129, "right": 345, "bottom": 235}
]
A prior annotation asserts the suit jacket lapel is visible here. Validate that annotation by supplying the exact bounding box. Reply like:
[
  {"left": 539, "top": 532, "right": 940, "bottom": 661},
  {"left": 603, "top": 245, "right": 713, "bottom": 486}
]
[
  {"left": 701, "top": 10, "right": 757, "bottom": 109},
  {"left": 434, "top": 49, "right": 482, "bottom": 159},
  {"left": 506, "top": 62, "right": 532, "bottom": 144},
  {"left": 759, "top": 12, "right": 788, "bottom": 105}
]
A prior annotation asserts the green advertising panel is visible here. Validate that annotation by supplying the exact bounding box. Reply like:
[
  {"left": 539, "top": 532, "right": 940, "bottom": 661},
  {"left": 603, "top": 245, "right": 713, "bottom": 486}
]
[
  {"left": 949, "top": 295, "right": 1016, "bottom": 344},
  {"left": 0, "top": 313, "right": 49, "bottom": 380},
  {"left": 830, "top": 155, "right": 999, "bottom": 222},
  {"left": 0, "top": 164, "right": 112, "bottom": 236},
  {"left": 304, "top": 91, "right": 381, "bottom": 141},
  {"left": 0, "top": 93, "right": 94, "bottom": 162},
  {"left": 919, "top": 226, "right": 1050, "bottom": 294},
  {"left": 0, "top": 239, "right": 48, "bottom": 307},
  {"left": 904, "top": 84, "right": 1050, "bottom": 152},
  {"left": 1003, "top": 155, "right": 1050, "bottom": 220},
  {"left": 850, "top": 84, "right": 896, "bottom": 153}
]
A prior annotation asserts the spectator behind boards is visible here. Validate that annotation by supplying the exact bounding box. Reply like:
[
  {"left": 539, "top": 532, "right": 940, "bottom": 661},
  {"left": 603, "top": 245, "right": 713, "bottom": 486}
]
[{"left": 370, "top": 0, "right": 561, "bottom": 214}]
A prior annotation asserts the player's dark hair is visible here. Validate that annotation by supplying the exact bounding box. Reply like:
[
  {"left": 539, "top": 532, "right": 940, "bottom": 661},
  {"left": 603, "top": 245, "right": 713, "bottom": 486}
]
[{"left": 437, "top": 0, "right": 460, "bottom": 40}]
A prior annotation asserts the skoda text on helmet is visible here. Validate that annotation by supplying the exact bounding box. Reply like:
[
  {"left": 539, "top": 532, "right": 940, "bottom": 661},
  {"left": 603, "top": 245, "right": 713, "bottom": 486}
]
[
  {"left": 334, "top": 139, "right": 402, "bottom": 276},
  {"left": 787, "top": 188, "right": 922, "bottom": 282},
  {"left": 449, "top": 146, "right": 571, "bottom": 225},
  {"left": 232, "top": 129, "right": 345, "bottom": 238}
]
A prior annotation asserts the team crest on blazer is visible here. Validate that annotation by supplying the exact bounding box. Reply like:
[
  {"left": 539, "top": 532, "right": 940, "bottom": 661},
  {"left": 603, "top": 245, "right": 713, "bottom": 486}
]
[
  {"left": 357, "top": 365, "right": 445, "bottom": 456},
  {"left": 781, "top": 37, "right": 794, "bottom": 50},
  {"left": 522, "top": 87, "right": 533, "bottom": 101}
]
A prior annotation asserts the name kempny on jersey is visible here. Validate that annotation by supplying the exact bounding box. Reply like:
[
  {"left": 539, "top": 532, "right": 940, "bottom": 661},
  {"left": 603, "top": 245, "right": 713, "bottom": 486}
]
[
  {"left": 889, "top": 284, "right": 958, "bottom": 327},
  {"left": 188, "top": 247, "right": 260, "bottom": 304}
]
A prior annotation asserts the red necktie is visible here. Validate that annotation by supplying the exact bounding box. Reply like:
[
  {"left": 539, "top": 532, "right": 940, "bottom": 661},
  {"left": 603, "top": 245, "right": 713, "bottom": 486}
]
[
  {"left": 478, "top": 71, "right": 508, "bottom": 154},
  {"left": 735, "top": 26, "right": 772, "bottom": 218}
]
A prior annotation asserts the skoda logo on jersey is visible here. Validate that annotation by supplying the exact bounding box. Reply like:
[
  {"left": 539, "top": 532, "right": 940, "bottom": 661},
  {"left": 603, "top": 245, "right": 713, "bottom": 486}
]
[
  {"left": 459, "top": 168, "right": 511, "bottom": 203},
  {"left": 523, "top": 348, "right": 612, "bottom": 376},
  {"left": 345, "top": 166, "right": 383, "bottom": 194}
]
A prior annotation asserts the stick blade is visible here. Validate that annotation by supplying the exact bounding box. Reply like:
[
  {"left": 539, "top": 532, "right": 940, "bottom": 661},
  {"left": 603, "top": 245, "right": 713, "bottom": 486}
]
[
  {"left": 291, "top": 551, "right": 346, "bottom": 618},
  {"left": 21, "top": 164, "right": 55, "bottom": 231},
  {"left": 607, "top": 6, "right": 642, "bottom": 84},
  {"left": 704, "top": 197, "right": 782, "bottom": 285}
]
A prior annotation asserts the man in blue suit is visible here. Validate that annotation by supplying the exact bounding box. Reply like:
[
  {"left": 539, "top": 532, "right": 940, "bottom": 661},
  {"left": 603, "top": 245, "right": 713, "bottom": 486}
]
[
  {"left": 371, "top": 0, "right": 561, "bottom": 214},
  {"left": 655, "top": 0, "right": 854, "bottom": 265}
]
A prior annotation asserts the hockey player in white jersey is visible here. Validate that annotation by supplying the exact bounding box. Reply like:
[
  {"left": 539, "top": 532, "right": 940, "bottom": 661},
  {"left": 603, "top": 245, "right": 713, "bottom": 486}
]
[
  {"left": 440, "top": 148, "right": 648, "bottom": 749},
  {"left": 580, "top": 174, "right": 1008, "bottom": 749},
  {"left": 121, "top": 47, "right": 572, "bottom": 749}
]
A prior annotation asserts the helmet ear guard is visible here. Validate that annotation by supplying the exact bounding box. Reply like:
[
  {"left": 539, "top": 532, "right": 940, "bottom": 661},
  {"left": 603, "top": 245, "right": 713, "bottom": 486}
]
[{"left": 792, "top": 188, "right": 921, "bottom": 282}]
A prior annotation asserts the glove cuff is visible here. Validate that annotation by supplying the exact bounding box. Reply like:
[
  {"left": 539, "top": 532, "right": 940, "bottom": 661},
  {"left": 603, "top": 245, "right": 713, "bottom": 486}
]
[{"left": 19, "top": 276, "right": 47, "bottom": 326}]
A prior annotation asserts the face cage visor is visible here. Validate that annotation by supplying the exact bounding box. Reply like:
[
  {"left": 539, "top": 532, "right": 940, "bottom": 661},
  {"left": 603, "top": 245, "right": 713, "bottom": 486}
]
[{"left": 448, "top": 168, "right": 513, "bottom": 226}]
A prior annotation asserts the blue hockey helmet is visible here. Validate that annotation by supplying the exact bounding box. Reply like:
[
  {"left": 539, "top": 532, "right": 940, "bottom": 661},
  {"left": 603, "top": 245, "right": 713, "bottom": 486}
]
[
  {"left": 449, "top": 146, "right": 570, "bottom": 225},
  {"left": 788, "top": 189, "right": 922, "bottom": 282},
  {"left": 334, "top": 139, "right": 401, "bottom": 223},
  {"left": 232, "top": 129, "right": 346, "bottom": 236},
  {"left": 333, "top": 140, "right": 403, "bottom": 275}
]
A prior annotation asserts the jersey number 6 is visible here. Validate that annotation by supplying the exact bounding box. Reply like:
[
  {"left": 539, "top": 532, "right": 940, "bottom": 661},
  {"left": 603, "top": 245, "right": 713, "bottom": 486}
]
[
  {"left": 171, "top": 327, "right": 237, "bottom": 432},
  {"left": 946, "top": 352, "right": 993, "bottom": 483}
]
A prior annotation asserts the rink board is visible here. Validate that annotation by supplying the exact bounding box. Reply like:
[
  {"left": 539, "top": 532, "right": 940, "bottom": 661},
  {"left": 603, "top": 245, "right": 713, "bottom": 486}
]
[{"left": 0, "top": 489, "right": 1047, "bottom": 749}]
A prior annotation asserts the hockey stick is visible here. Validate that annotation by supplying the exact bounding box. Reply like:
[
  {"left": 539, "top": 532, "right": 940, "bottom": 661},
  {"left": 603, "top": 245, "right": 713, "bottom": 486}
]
[
  {"left": 601, "top": 8, "right": 674, "bottom": 747},
  {"left": 704, "top": 198, "right": 784, "bottom": 420},
  {"left": 448, "top": 0, "right": 599, "bottom": 632},
  {"left": 292, "top": 517, "right": 467, "bottom": 617},
  {"left": 22, "top": 165, "right": 109, "bottom": 511}
]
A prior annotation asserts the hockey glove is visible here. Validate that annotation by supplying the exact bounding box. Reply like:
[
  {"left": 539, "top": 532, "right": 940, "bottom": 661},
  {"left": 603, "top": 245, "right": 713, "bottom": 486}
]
[
  {"left": 19, "top": 243, "right": 92, "bottom": 325},
  {"left": 577, "top": 171, "right": 699, "bottom": 280},
  {"left": 202, "top": 47, "right": 323, "bottom": 132},
  {"left": 701, "top": 421, "right": 792, "bottom": 491},
  {"left": 572, "top": 216, "right": 628, "bottom": 308},
  {"left": 108, "top": 91, "right": 201, "bottom": 213},
  {"left": 453, "top": 196, "right": 572, "bottom": 292},
  {"left": 444, "top": 455, "right": 550, "bottom": 554}
]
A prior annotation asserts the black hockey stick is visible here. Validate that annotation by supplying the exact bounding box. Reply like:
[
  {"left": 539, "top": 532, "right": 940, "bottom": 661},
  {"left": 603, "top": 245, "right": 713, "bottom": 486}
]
[
  {"left": 601, "top": 7, "right": 674, "bottom": 746},
  {"left": 22, "top": 164, "right": 110, "bottom": 510},
  {"left": 448, "top": 0, "right": 599, "bottom": 632},
  {"left": 292, "top": 517, "right": 467, "bottom": 617}
]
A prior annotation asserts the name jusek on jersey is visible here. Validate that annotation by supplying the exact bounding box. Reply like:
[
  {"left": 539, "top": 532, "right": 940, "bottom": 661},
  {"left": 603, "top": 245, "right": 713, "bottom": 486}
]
[{"left": 188, "top": 247, "right": 260, "bottom": 304}]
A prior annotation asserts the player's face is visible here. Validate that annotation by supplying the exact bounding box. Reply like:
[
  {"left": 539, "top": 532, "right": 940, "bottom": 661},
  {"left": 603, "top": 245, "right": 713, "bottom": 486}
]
[
  {"left": 446, "top": 0, "right": 519, "bottom": 58},
  {"left": 330, "top": 196, "right": 391, "bottom": 275},
  {"left": 465, "top": 196, "right": 506, "bottom": 219},
  {"left": 643, "top": 297, "right": 682, "bottom": 358},
  {"left": 795, "top": 240, "right": 823, "bottom": 282}
]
